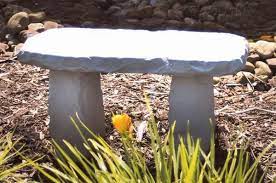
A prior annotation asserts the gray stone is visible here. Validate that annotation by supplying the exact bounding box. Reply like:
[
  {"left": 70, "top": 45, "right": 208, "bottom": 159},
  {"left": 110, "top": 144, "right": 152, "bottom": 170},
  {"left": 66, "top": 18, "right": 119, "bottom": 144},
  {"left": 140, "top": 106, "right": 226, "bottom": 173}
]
[
  {"left": 255, "top": 40, "right": 276, "bottom": 59},
  {"left": 18, "top": 28, "right": 248, "bottom": 76}
]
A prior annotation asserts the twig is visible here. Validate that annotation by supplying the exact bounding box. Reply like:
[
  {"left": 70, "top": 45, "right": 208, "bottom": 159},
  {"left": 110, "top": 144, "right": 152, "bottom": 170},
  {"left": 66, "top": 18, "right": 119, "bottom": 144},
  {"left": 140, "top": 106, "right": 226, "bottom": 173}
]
[
  {"left": 217, "top": 107, "right": 276, "bottom": 115},
  {"left": 242, "top": 71, "right": 254, "bottom": 92}
]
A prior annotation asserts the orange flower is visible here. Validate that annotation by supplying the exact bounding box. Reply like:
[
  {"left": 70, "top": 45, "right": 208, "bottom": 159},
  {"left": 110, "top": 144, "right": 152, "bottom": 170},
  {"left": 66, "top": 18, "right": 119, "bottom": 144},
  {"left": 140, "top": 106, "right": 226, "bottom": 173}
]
[{"left": 112, "top": 113, "right": 133, "bottom": 135}]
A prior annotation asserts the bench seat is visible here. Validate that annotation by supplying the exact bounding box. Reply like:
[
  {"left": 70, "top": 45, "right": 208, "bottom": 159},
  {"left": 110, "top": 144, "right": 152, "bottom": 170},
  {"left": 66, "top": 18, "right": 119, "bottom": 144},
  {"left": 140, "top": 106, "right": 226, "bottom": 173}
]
[{"left": 18, "top": 28, "right": 248, "bottom": 151}]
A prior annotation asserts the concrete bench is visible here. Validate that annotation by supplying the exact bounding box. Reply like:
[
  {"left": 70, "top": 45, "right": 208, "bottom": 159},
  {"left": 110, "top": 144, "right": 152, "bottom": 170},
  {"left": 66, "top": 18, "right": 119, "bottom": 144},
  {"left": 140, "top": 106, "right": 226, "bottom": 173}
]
[{"left": 18, "top": 28, "right": 248, "bottom": 150}]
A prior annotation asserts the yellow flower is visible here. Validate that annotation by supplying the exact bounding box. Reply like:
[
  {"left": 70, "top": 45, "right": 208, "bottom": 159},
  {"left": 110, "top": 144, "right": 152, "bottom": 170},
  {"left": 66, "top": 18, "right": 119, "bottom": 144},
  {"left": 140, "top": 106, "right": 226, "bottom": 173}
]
[{"left": 112, "top": 113, "right": 133, "bottom": 135}]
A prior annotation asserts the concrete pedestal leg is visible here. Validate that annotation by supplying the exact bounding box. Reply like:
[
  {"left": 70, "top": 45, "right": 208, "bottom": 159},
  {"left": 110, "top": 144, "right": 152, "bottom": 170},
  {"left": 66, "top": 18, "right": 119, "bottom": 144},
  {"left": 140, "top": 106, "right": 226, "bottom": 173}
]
[
  {"left": 49, "top": 70, "right": 105, "bottom": 151},
  {"left": 168, "top": 75, "right": 214, "bottom": 151}
]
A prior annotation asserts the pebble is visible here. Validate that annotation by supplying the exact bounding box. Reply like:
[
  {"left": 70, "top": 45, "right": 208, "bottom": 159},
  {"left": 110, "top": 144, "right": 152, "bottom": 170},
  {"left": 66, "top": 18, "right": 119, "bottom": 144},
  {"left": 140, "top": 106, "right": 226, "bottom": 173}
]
[
  {"left": 242, "top": 61, "right": 255, "bottom": 73},
  {"left": 256, "top": 75, "right": 269, "bottom": 82},
  {"left": 255, "top": 40, "right": 276, "bottom": 59},
  {"left": 194, "top": 0, "right": 210, "bottom": 6},
  {"left": 7, "top": 12, "right": 29, "bottom": 34},
  {"left": 213, "top": 77, "right": 221, "bottom": 84},
  {"left": 29, "top": 12, "right": 46, "bottom": 23},
  {"left": 247, "top": 53, "right": 260, "bottom": 63},
  {"left": 235, "top": 71, "right": 254, "bottom": 84},
  {"left": 168, "top": 9, "right": 183, "bottom": 20},
  {"left": 43, "top": 21, "right": 59, "bottom": 30},
  {"left": 254, "top": 61, "right": 272, "bottom": 77},
  {"left": 28, "top": 23, "right": 44, "bottom": 32},
  {"left": 0, "top": 43, "right": 9, "bottom": 53},
  {"left": 266, "top": 58, "right": 276, "bottom": 69},
  {"left": 153, "top": 8, "right": 167, "bottom": 18}
]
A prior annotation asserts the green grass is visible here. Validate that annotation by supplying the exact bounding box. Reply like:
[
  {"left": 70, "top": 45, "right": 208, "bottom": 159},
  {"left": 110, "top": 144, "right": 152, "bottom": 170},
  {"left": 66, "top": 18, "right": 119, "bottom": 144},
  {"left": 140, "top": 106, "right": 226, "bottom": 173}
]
[{"left": 0, "top": 132, "right": 34, "bottom": 182}]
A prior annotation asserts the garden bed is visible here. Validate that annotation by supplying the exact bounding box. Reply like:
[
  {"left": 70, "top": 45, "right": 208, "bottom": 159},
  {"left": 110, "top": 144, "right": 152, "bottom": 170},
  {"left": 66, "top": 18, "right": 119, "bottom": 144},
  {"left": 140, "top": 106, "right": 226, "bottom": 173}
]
[{"left": 0, "top": 56, "right": 275, "bottom": 181}]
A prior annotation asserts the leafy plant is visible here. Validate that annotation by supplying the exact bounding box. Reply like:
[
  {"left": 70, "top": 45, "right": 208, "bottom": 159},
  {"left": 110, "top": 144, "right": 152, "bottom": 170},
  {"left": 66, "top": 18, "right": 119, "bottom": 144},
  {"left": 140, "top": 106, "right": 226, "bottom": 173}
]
[
  {"left": 0, "top": 132, "right": 33, "bottom": 182},
  {"left": 28, "top": 96, "right": 275, "bottom": 183}
]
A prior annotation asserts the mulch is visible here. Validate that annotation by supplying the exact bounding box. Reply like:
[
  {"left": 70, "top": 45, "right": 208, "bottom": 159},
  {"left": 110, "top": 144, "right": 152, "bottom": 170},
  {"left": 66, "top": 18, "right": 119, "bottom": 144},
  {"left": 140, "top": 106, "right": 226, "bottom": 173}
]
[{"left": 0, "top": 56, "right": 275, "bottom": 182}]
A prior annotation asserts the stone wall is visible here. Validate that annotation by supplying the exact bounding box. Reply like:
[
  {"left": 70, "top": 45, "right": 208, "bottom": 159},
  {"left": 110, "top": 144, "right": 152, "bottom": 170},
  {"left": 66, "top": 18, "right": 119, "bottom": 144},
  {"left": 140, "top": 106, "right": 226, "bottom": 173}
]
[{"left": 1, "top": 0, "right": 276, "bottom": 37}]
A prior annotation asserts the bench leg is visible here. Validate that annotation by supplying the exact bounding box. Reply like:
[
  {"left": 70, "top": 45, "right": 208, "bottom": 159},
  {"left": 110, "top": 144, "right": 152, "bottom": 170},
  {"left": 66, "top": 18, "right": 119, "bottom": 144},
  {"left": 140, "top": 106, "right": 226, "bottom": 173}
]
[
  {"left": 48, "top": 70, "right": 105, "bottom": 151},
  {"left": 168, "top": 75, "right": 214, "bottom": 151}
]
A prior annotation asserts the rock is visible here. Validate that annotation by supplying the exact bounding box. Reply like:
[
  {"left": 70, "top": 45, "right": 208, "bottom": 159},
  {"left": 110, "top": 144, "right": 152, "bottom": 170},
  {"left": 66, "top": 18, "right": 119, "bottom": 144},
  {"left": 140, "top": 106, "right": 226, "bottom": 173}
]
[
  {"left": 172, "top": 3, "right": 183, "bottom": 10},
  {"left": 154, "top": 1, "right": 170, "bottom": 11},
  {"left": 153, "top": 8, "right": 167, "bottom": 18},
  {"left": 140, "top": 18, "right": 165, "bottom": 28},
  {"left": 213, "top": 77, "right": 221, "bottom": 84},
  {"left": 268, "top": 76, "right": 276, "bottom": 87},
  {"left": 266, "top": 58, "right": 276, "bottom": 69},
  {"left": 212, "top": 0, "right": 233, "bottom": 13},
  {"left": 202, "top": 21, "right": 225, "bottom": 31},
  {"left": 166, "top": 20, "right": 184, "bottom": 28},
  {"left": 184, "top": 17, "right": 200, "bottom": 28},
  {"left": 14, "top": 43, "right": 24, "bottom": 55},
  {"left": 259, "top": 35, "right": 274, "bottom": 42},
  {"left": 167, "top": 9, "right": 183, "bottom": 20},
  {"left": 256, "top": 75, "right": 269, "bottom": 82},
  {"left": 5, "top": 34, "right": 19, "bottom": 46},
  {"left": 106, "top": 5, "right": 121, "bottom": 15},
  {"left": 19, "top": 29, "right": 38, "bottom": 42},
  {"left": 194, "top": 0, "right": 210, "bottom": 6},
  {"left": 126, "top": 6, "right": 153, "bottom": 18},
  {"left": 255, "top": 40, "right": 276, "bottom": 59},
  {"left": 199, "top": 12, "right": 215, "bottom": 22},
  {"left": 81, "top": 21, "right": 95, "bottom": 28},
  {"left": 29, "top": 12, "right": 46, "bottom": 23},
  {"left": 242, "top": 61, "right": 255, "bottom": 73},
  {"left": 254, "top": 61, "right": 272, "bottom": 77},
  {"left": 247, "top": 53, "right": 260, "bottom": 63},
  {"left": 0, "top": 43, "right": 9, "bottom": 53},
  {"left": 43, "top": 21, "right": 59, "bottom": 30},
  {"left": 7, "top": 12, "right": 29, "bottom": 34},
  {"left": 235, "top": 71, "right": 254, "bottom": 84},
  {"left": 138, "top": 5, "right": 154, "bottom": 18},
  {"left": 248, "top": 42, "right": 257, "bottom": 53},
  {"left": 182, "top": 3, "right": 200, "bottom": 18},
  {"left": 28, "top": 23, "right": 44, "bottom": 32},
  {"left": 2, "top": 4, "right": 31, "bottom": 20}
]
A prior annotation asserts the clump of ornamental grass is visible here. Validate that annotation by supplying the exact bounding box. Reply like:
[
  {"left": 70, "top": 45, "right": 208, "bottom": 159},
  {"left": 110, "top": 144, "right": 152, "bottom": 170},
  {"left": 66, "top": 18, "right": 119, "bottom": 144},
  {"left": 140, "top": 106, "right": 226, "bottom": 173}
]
[
  {"left": 26, "top": 96, "right": 275, "bottom": 183},
  {"left": 0, "top": 132, "right": 34, "bottom": 182}
]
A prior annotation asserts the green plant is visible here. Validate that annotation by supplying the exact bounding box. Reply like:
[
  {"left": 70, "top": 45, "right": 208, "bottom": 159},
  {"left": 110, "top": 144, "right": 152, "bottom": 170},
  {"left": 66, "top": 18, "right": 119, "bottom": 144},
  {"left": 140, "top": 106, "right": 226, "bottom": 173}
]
[
  {"left": 0, "top": 132, "right": 33, "bottom": 182},
  {"left": 28, "top": 97, "right": 275, "bottom": 183}
]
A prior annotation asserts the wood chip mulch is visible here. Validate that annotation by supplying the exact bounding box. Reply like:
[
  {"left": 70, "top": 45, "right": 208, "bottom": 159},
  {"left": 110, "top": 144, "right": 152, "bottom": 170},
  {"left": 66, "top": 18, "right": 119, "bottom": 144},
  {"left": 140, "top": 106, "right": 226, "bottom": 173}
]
[{"left": 0, "top": 58, "right": 275, "bottom": 182}]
